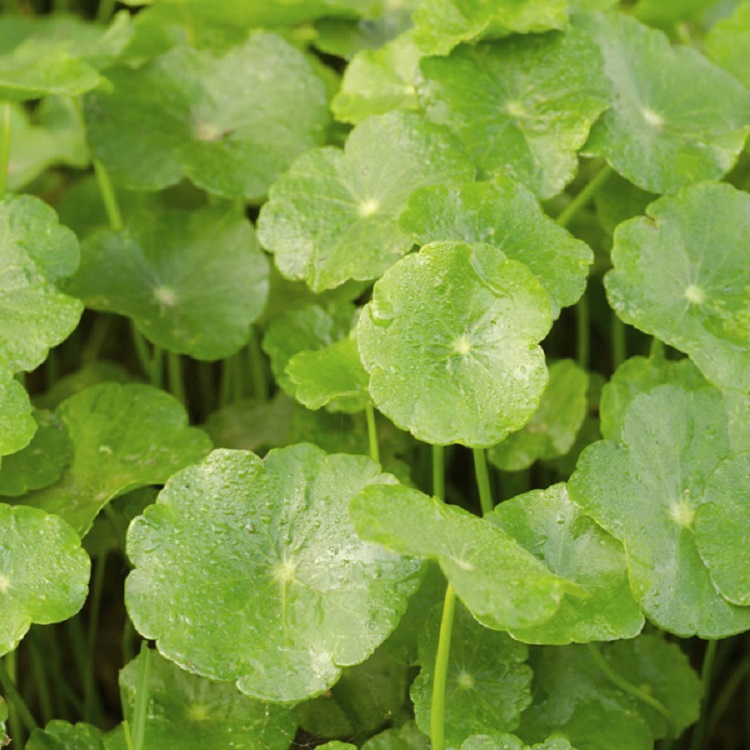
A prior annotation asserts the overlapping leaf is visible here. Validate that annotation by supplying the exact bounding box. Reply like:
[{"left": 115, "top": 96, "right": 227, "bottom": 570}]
[
  {"left": 462, "top": 736, "right": 575, "bottom": 750},
  {"left": 22, "top": 383, "right": 211, "bottom": 536},
  {"left": 257, "top": 111, "right": 473, "bottom": 292},
  {"left": 0, "top": 505, "right": 90, "bottom": 657},
  {"left": 606, "top": 183, "right": 750, "bottom": 391},
  {"left": 705, "top": 1, "right": 750, "bottom": 89},
  {"left": 362, "top": 723, "right": 429, "bottom": 750},
  {"left": 357, "top": 241, "right": 552, "bottom": 447},
  {"left": 417, "top": 30, "right": 609, "bottom": 199},
  {"left": 400, "top": 181, "right": 592, "bottom": 317},
  {"left": 85, "top": 33, "right": 329, "bottom": 200},
  {"left": 70, "top": 206, "right": 269, "bottom": 360},
  {"left": 125, "top": 445, "right": 423, "bottom": 703},
  {"left": 26, "top": 721, "right": 106, "bottom": 750},
  {"left": 0, "top": 372, "right": 35, "bottom": 459}
]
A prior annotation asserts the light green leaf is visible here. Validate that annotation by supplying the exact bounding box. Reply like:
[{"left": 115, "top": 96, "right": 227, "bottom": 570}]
[
  {"left": 84, "top": 33, "right": 329, "bottom": 201},
  {"left": 22, "top": 383, "right": 211, "bottom": 537},
  {"left": 362, "top": 722, "right": 429, "bottom": 750},
  {"left": 34, "top": 360, "right": 135, "bottom": 411},
  {"left": 287, "top": 337, "right": 370, "bottom": 413},
  {"left": 462, "top": 736, "right": 576, "bottom": 750},
  {"left": 411, "top": 602, "right": 532, "bottom": 746},
  {"left": 490, "top": 484, "right": 644, "bottom": 644},
  {"left": 705, "top": 1, "right": 750, "bottom": 88},
  {"left": 0, "top": 194, "right": 83, "bottom": 373},
  {"left": 581, "top": 12, "right": 750, "bottom": 193},
  {"left": 605, "top": 183, "right": 750, "bottom": 391},
  {"left": 599, "top": 355, "right": 708, "bottom": 442},
  {"left": 412, "top": 0, "right": 568, "bottom": 56},
  {"left": 116, "top": 649, "right": 297, "bottom": 749},
  {"left": 26, "top": 722, "right": 106, "bottom": 750},
  {"left": 257, "top": 110, "right": 473, "bottom": 292},
  {"left": 0, "top": 505, "right": 90, "bottom": 657},
  {"left": 695, "top": 453, "right": 750, "bottom": 605},
  {"left": 69, "top": 206, "right": 269, "bottom": 361},
  {"left": 400, "top": 180, "right": 593, "bottom": 317},
  {"left": 0, "top": 372, "right": 35, "bottom": 458},
  {"left": 593, "top": 173, "right": 657, "bottom": 238},
  {"left": 417, "top": 30, "right": 609, "bottom": 199},
  {"left": 634, "top": 0, "right": 718, "bottom": 27},
  {"left": 489, "top": 361, "right": 589, "bottom": 471},
  {"left": 0, "top": 410, "right": 72, "bottom": 497},
  {"left": 357, "top": 241, "right": 552, "bottom": 447},
  {"left": 332, "top": 31, "right": 421, "bottom": 124},
  {"left": 350, "top": 482, "right": 574, "bottom": 630},
  {"left": 569, "top": 385, "right": 750, "bottom": 637},
  {"left": 125, "top": 445, "right": 423, "bottom": 703}
]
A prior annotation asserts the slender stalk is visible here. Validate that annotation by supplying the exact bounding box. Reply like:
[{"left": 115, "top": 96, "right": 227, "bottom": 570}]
[
  {"left": 82, "top": 314, "right": 112, "bottom": 364},
  {"left": 706, "top": 659, "right": 750, "bottom": 737},
  {"left": 688, "top": 640, "right": 718, "bottom": 750},
  {"left": 612, "top": 316, "right": 626, "bottom": 371},
  {"left": 365, "top": 402, "right": 380, "bottom": 464},
  {"left": 131, "top": 642, "right": 152, "bottom": 750},
  {"left": 588, "top": 643, "right": 674, "bottom": 737},
  {"left": 166, "top": 352, "right": 186, "bottom": 404},
  {"left": 556, "top": 164, "right": 613, "bottom": 229},
  {"left": 0, "top": 102, "right": 11, "bottom": 198},
  {"left": 649, "top": 336, "right": 665, "bottom": 362},
  {"left": 472, "top": 448, "right": 493, "bottom": 516},
  {"left": 29, "top": 639, "right": 53, "bottom": 725},
  {"left": 85, "top": 552, "right": 109, "bottom": 725},
  {"left": 0, "top": 655, "right": 37, "bottom": 734},
  {"left": 232, "top": 351, "right": 245, "bottom": 403},
  {"left": 431, "top": 584, "right": 457, "bottom": 750},
  {"left": 96, "top": 0, "right": 116, "bottom": 22},
  {"left": 576, "top": 292, "right": 590, "bottom": 370},
  {"left": 93, "top": 158, "right": 123, "bottom": 231},
  {"left": 432, "top": 444, "right": 445, "bottom": 500},
  {"left": 247, "top": 328, "right": 269, "bottom": 401},
  {"left": 123, "top": 721, "right": 135, "bottom": 750},
  {"left": 197, "top": 361, "right": 215, "bottom": 419},
  {"left": 219, "top": 356, "right": 234, "bottom": 407}
]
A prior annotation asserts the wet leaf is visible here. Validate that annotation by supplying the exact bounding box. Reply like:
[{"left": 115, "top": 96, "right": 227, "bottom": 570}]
[{"left": 0, "top": 373, "right": 35, "bottom": 459}]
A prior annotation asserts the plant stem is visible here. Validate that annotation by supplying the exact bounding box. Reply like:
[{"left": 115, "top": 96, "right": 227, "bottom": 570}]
[
  {"left": 131, "top": 641, "right": 152, "bottom": 750},
  {"left": 612, "top": 315, "right": 626, "bottom": 371},
  {"left": 432, "top": 444, "right": 444, "bottom": 500},
  {"left": 556, "top": 163, "right": 613, "bottom": 229},
  {"left": 688, "top": 640, "right": 718, "bottom": 750},
  {"left": 706, "top": 658, "right": 750, "bottom": 737},
  {"left": 587, "top": 643, "right": 674, "bottom": 738},
  {"left": 0, "top": 655, "right": 37, "bottom": 735},
  {"left": 82, "top": 314, "right": 112, "bottom": 364},
  {"left": 472, "top": 448, "right": 493, "bottom": 516},
  {"left": 576, "top": 292, "right": 590, "bottom": 370},
  {"left": 96, "top": 0, "right": 116, "bottom": 22},
  {"left": 431, "top": 584, "right": 457, "bottom": 750},
  {"left": 365, "top": 402, "right": 380, "bottom": 464},
  {"left": 93, "top": 158, "right": 124, "bottom": 231},
  {"left": 649, "top": 336, "right": 665, "bottom": 362},
  {"left": 247, "top": 328, "right": 268, "bottom": 401},
  {"left": 166, "top": 352, "right": 186, "bottom": 404},
  {"left": 0, "top": 102, "right": 11, "bottom": 199},
  {"left": 85, "top": 552, "right": 108, "bottom": 724}
]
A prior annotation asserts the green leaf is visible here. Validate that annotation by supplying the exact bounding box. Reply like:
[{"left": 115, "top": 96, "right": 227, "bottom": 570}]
[
  {"left": 695, "top": 453, "right": 750, "bottom": 605},
  {"left": 332, "top": 31, "right": 421, "bottom": 124},
  {"left": 400, "top": 180, "right": 593, "bottom": 317},
  {"left": 84, "top": 33, "right": 329, "bottom": 201},
  {"left": 412, "top": 0, "right": 568, "bottom": 56},
  {"left": 489, "top": 484, "right": 644, "bottom": 644},
  {"left": 0, "top": 194, "right": 83, "bottom": 373},
  {"left": 357, "top": 241, "right": 552, "bottom": 447},
  {"left": 634, "top": 0, "right": 718, "bottom": 27},
  {"left": 417, "top": 30, "right": 609, "bottom": 199},
  {"left": 569, "top": 385, "right": 750, "bottom": 637},
  {"left": 69, "top": 206, "right": 269, "bottom": 361},
  {"left": 22, "top": 383, "right": 211, "bottom": 537},
  {"left": 411, "top": 602, "right": 532, "bottom": 746},
  {"left": 0, "top": 698, "right": 7, "bottom": 747},
  {"left": 26, "top": 722, "right": 106, "bottom": 750},
  {"left": 592, "top": 173, "right": 657, "bottom": 238},
  {"left": 488, "top": 361, "right": 589, "bottom": 472},
  {"left": 581, "top": 12, "right": 750, "bottom": 193},
  {"left": 115, "top": 649, "right": 297, "bottom": 749},
  {"left": 34, "top": 360, "right": 135, "bottom": 411},
  {"left": 362, "top": 722, "right": 429, "bottom": 750},
  {"left": 125, "top": 445, "right": 423, "bottom": 703},
  {"left": 257, "top": 110, "right": 473, "bottom": 292},
  {"left": 350, "top": 482, "right": 574, "bottom": 630},
  {"left": 461, "top": 736, "right": 576, "bottom": 750},
  {"left": 0, "top": 410, "right": 72, "bottom": 497},
  {"left": 0, "top": 372, "right": 35, "bottom": 458},
  {"left": 705, "top": 1, "right": 750, "bottom": 89},
  {"left": 0, "top": 505, "right": 90, "bottom": 657},
  {"left": 605, "top": 183, "right": 750, "bottom": 391},
  {"left": 599, "top": 355, "right": 708, "bottom": 442},
  {"left": 287, "top": 337, "right": 370, "bottom": 413}
]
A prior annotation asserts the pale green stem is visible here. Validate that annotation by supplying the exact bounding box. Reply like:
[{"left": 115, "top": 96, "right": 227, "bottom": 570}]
[
  {"left": 93, "top": 158, "right": 124, "bottom": 231},
  {"left": 430, "top": 584, "right": 457, "bottom": 750},
  {"left": 85, "top": 551, "right": 109, "bottom": 724},
  {"left": 247, "top": 328, "right": 268, "bottom": 401},
  {"left": 688, "top": 640, "right": 718, "bottom": 750},
  {"left": 0, "top": 655, "right": 37, "bottom": 735},
  {"left": 365, "top": 402, "right": 380, "bottom": 464},
  {"left": 649, "top": 337, "right": 665, "bottom": 362},
  {"left": 612, "top": 316, "right": 626, "bottom": 371},
  {"left": 166, "top": 352, "right": 186, "bottom": 405},
  {"left": 576, "top": 292, "right": 590, "bottom": 370},
  {"left": 556, "top": 164, "right": 613, "bottom": 229},
  {"left": 472, "top": 448, "right": 493, "bottom": 516},
  {"left": 96, "top": 0, "right": 116, "bottom": 22},
  {"left": 432, "top": 444, "right": 445, "bottom": 500},
  {"left": 0, "top": 103, "right": 10, "bottom": 199},
  {"left": 132, "top": 642, "right": 152, "bottom": 750}
]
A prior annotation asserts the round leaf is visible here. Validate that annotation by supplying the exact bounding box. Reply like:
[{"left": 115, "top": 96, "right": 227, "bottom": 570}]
[
  {"left": 363, "top": 723, "right": 429, "bottom": 750},
  {"left": 26, "top": 722, "right": 105, "bottom": 750},
  {"left": 705, "top": 1, "right": 750, "bottom": 89},
  {"left": 0, "top": 505, "right": 90, "bottom": 657},
  {"left": 0, "top": 372, "right": 35, "bottom": 458},
  {"left": 581, "top": 12, "right": 750, "bottom": 193},
  {"left": 462, "top": 737, "right": 576, "bottom": 750},
  {"left": 0, "top": 194, "right": 83, "bottom": 373},
  {"left": 257, "top": 111, "right": 474, "bottom": 292},
  {"left": 125, "top": 445, "right": 423, "bottom": 703},
  {"left": 357, "top": 241, "right": 552, "bottom": 447},
  {"left": 84, "top": 33, "right": 329, "bottom": 201},
  {"left": 605, "top": 183, "right": 750, "bottom": 391},
  {"left": 400, "top": 180, "right": 593, "bottom": 317},
  {"left": 69, "top": 206, "right": 269, "bottom": 360},
  {"left": 417, "top": 30, "right": 609, "bottom": 199},
  {"left": 22, "top": 383, "right": 212, "bottom": 537}
]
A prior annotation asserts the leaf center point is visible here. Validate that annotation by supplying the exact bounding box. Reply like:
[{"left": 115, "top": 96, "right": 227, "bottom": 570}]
[
  {"left": 0, "top": 574, "right": 9, "bottom": 594},
  {"left": 642, "top": 108, "right": 665, "bottom": 129},
  {"left": 274, "top": 558, "right": 297, "bottom": 584},
  {"left": 457, "top": 672, "right": 475, "bottom": 690},
  {"left": 668, "top": 500, "right": 695, "bottom": 528},
  {"left": 358, "top": 198, "right": 380, "bottom": 217},
  {"left": 154, "top": 285, "right": 179, "bottom": 308},
  {"left": 453, "top": 336, "right": 472, "bottom": 355},
  {"left": 684, "top": 284, "right": 705, "bottom": 305}
]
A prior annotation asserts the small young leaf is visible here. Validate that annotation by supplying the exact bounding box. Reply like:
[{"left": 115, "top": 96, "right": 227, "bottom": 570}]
[
  {"left": 125, "top": 445, "right": 423, "bottom": 703},
  {"left": 22, "top": 383, "right": 212, "bottom": 536},
  {"left": 417, "top": 30, "right": 609, "bottom": 199},
  {"left": 257, "top": 111, "right": 473, "bottom": 292},
  {"left": 357, "top": 241, "right": 552, "bottom": 447},
  {"left": 0, "top": 505, "right": 90, "bottom": 657}
]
